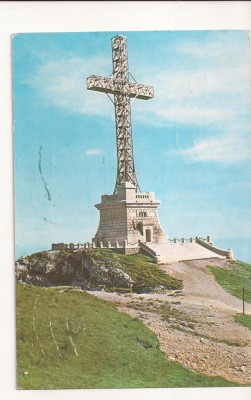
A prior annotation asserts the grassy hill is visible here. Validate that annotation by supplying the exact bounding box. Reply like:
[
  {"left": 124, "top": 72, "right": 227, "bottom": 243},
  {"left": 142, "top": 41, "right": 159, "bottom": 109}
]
[
  {"left": 103, "top": 251, "right": 182, "bottom": 292},
  {"left": 208, "top": 260, "right": 251, "bottom": 303},
  {"left": 235, "top": 314, "right": 251, "bottom": 330},
  {"left": 16, "top": 282, "right": 235, "bottom": 389},
  {"left": 16, "top": 250, "right": 182, "bottom": 293},
  {"left": 208, "top": 260, "right": 251, "bottom": 333}
]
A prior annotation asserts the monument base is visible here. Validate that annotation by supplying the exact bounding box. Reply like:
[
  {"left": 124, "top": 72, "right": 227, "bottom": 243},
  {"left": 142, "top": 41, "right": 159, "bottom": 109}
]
[{"left": 94, "top": 182, "right": 167, "bottom": 247}]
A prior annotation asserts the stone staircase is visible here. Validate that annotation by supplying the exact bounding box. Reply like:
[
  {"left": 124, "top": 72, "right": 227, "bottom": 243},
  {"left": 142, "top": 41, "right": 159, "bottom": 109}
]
[{"left": 140, "top": 240, "right": 230, "bottom": 264}]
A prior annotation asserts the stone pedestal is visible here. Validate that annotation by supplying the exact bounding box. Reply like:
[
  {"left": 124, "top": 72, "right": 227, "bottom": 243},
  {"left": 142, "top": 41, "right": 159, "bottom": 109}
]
[{"left": 93, "top": 182, "right": 167, "bottom": 247}]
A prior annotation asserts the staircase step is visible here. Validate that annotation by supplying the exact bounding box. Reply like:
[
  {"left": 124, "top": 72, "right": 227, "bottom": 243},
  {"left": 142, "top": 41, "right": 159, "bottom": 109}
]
[{"left": 142, "top": 242, "right": 224, "bottom": 263}]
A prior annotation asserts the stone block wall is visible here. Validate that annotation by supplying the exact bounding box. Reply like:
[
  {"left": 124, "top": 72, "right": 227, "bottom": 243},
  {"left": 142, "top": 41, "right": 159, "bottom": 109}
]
[
  {"left": 94, "top": 189, "right": 167, "bottom": 246},
  {"left": 126, "top": 203, "right": 167, "bottom": 244},
  {"left": 112, "top": 247, "right": 140, "bottom": 255},
  {"left": 94, "top": 201, "right": 129, "bottom": 245}
]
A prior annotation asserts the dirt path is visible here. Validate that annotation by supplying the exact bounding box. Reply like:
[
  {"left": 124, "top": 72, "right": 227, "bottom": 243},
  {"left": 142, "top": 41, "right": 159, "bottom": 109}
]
[{"left": 91, "top": 258, "right": 251, "bottom": 385}]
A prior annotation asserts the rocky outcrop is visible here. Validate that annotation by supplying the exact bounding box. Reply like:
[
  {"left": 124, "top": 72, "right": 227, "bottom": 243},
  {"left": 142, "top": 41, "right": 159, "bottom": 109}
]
[{"left": 15, "top": 249, "right": 133, "bottom": 291}]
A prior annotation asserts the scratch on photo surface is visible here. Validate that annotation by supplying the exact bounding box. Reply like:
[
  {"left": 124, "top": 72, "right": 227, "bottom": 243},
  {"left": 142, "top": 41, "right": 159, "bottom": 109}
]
[
  {"left": 39, "top": 145, "right": 52, "bottom": 201},
  {"left": 42, "top": 217, "right": 67, "bottom": 227},
  {"left": 32, "top": 296, "right": 46, "bottom": 357},
  {"left": 66, "top": 317, "right": 78, "bottom": 356}
]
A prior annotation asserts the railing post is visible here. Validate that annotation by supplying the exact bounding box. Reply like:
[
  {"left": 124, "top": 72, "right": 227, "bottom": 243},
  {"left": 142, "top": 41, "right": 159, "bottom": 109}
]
[
  {"left": 227, "top": 248, "right": 234, "bottom": 260},
  {"left": 243, "top": 287, "right": 245, "bottom": 315}
]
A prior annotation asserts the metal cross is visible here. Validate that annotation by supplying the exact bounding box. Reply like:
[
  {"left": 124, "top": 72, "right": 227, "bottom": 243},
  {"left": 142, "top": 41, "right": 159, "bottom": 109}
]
[{"left": 87, "top": 35, "right": 154, "bottom": 194}]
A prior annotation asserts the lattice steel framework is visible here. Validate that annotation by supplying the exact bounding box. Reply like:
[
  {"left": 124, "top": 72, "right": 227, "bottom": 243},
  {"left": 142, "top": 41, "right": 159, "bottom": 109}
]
[{"left": 87, "top": 35, "right": 154, "bottom": 194}]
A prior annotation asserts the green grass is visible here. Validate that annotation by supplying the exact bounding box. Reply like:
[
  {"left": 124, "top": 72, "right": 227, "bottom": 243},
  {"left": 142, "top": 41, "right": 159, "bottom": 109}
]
[
  {"left": 16, "top": 282, "right": 236, "bottom": 389},
  {"left": 235, "top": 314, "right": 251, "bottom": 330},
  {"left": 93, "top": 250, "right": 182, "bottom": 293},
  {"left": 19, "top": 249, "right": 182, "bottom": 294},
  {"left": 208, "top": 260, "right": 251, "bottom": 303}
]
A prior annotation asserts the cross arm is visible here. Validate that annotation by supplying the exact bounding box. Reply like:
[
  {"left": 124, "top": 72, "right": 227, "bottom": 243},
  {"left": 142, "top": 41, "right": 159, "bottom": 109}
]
[
  {"left": 87, "top": 75, "right": 115, "bottom": 95},
  {"left": 129, "top": 82, "right": 154, "bottom": 100},
  {"left": 87, "top": 75, "right": 154, "bottom": 100}
]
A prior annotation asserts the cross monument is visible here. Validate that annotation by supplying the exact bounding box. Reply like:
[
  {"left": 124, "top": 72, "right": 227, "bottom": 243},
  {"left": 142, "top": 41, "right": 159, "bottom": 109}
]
[
  {"left": 87, "top": 35, "right": 167, "bottom": 250},
  {"left": 87, "top": 35, "right": 154, "bottom": 194}
]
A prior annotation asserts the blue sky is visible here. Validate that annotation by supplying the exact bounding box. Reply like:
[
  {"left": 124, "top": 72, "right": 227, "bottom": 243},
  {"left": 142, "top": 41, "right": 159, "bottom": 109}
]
[{"left": 13, "top": 30, "right": 251, "bottom": 262}]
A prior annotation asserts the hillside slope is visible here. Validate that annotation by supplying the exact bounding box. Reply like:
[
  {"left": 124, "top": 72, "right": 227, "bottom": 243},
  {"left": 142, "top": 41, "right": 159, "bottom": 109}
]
[
  {"left": 15, "top": 249, "right": 181, "bottom": 293},
  {"left": 16, "top": 282, "right": 234, "bottom": 389},
  {"left": 16, "top": 251, "right": 251, "bottom": 386},
  {"left": 93, "top": 258, "right": 251, "bottom": 384}
]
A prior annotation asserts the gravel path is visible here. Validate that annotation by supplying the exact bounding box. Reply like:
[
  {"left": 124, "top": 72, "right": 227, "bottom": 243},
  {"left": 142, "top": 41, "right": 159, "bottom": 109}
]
[{"left": 91, "top": 258, "right": 251, "bottom": 385}]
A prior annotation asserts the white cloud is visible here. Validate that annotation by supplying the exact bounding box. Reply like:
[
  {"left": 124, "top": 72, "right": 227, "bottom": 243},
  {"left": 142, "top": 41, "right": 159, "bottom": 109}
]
[
  {"left": 134, "top": 65, "right": 249, "bottom": 127},
  {"left": 24, "top": 35, "right": 250, "bottom": 156},
  {"left": 156, "top": 106, "right": 234, "bottom": 125},
  {"left": 178, "top": 134, "right": 250, "bottom": 163},
  {"left": 133, "top": 33, "right": 250, "bottom": 129},
  {"left": 25, "top": 55, "right": 112, "bottom": 116},
  {"left": 85, "top": 148, "right": 102, "bottom": 156},
  {"left": 156, "top": 66, "right": 248, "bottom": 99},
  {"left": 177, "top": 33, "right": 249, "bottom": 69}
]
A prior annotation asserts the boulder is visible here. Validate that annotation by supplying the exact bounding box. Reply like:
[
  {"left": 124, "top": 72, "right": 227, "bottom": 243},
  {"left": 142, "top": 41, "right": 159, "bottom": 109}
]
[{"left": 15, "top": 249, "right": 133, "bottom": 291}]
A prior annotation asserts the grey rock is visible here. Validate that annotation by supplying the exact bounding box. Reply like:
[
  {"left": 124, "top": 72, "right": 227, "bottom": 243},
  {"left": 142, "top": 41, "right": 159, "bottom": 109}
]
[{"left": 15, "top": 249, "right": 133, "bottom": 291}]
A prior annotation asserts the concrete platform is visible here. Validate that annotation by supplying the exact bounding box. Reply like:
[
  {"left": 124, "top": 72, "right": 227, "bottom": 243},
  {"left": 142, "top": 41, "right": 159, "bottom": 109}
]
[{"left": 142, "top": 242, "right": 225, "bottom": 263}]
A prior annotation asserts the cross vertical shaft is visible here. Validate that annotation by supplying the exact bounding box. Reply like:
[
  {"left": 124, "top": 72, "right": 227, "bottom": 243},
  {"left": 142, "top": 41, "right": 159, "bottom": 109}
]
[
  {"left": 87, "top": 35, "right": 154, "bottom": 194},
  {"left": 112, "top": 36, "right": 136, "bottom": 192}
]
